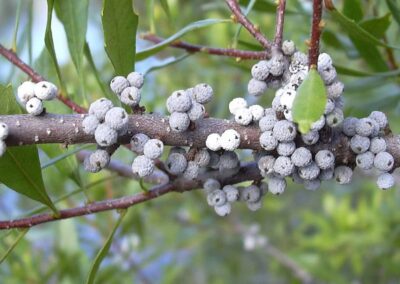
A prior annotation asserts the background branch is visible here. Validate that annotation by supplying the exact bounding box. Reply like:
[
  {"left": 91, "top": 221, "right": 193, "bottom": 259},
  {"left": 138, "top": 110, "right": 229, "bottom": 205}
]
[{"left": 274, "top": 0, "right": 287, "bottom": 48}]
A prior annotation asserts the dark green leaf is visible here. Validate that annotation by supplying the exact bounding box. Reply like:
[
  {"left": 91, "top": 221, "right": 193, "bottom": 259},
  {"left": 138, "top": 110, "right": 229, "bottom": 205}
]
[
  {"left": 292, "top": 69, "right": 327, "bottom": 134},
  {"left": 335, "top": 64, "right": 400, "bottom": 78},
  {"left": 0, "top": 85, "right": 57, "bottom": 212},
  {"left": 386, "top": 0, "right": 400, "bottom": 26},
  {"left": 86, "top": 210, "right": 127, "bottom": 284},
  {"left": 360, "top": 13, "right": 392, "bottom": 38},
  {"left": 342, "top": 0, "right": 363, "bottom": 22},
  {"left": 102, "top": 0, "right": 139, "bottom": 76},
  {"left": 136, "top": 19, "right": 230, "bottom": 61}
]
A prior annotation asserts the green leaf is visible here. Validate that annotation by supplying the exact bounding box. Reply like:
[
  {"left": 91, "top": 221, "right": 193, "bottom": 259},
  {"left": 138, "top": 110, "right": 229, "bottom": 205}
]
[
  {"left": 102, "top": 0, "right": 138, "bottom": 76},
  {"left": 144, "top": 53, "right": 191, "bottom": 75},
  {"left": 0, "top": 229, "right": 29, "bottom": 265},
  {"left": 360, "top": 13, "right": 392, "bottom": 38},
  {"left": 335, "top": 64, "right": 400, "bottom": 78},
  {"left": 44, "top": 0, "right": 66, "bottom": 91},
  {"left": 54, "top": 0, "right": 88, "bottom": 73},
  {"left": 342, "top": 0, "right": 363, "bottom": 22},
  {"left": 326, "top": 5, "right": 399, "bottom": 50},
  {"left": 0, "top": 85, "right": 57, "bottom": 212},
  {"left": 11, "top": 0, "right": 23, "bottom": 52},
  {"left": 136, "top": 19, "right": 230, "bottom": 61},
  {"left": 158, "top": 0, "right": 171, "bottom": 19},
  {"left": 386, "top": 0, "right": 400, "bottom": 26},
  {"left": 86, "top": 210, "right": 127, "bottom": 284},
  {"left": 292, "top": 69, "right": 327, "bottom": 134},
  {"left": 239, "top": 0, "right": 297, "bottom": 14}
]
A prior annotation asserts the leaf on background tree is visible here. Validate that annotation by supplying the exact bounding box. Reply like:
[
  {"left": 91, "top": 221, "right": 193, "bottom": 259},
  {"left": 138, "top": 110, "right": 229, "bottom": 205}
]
[
  {"left": 54, "top": 0, "right": 88, "bottom": 73},
  {"left": 86, "top": 210, "right": 127, "bottom": 284},
  {"left": 342, "top": 0, "right": 363, "bottom": 22},
  {"left": 102, "top": 0, "right": 138, "bottom": 76},
  {"left": 0, "top": 228, "right": 29, "bottom": 265},
  {"left": 136, "top": 19, "right": 230, "bottom": 61},
  {"left": 386, "top": 0, "right": 400, "bottom": 26},
  {"left": 158, "top": 0, "right": 171, "bottom": 19},
  {"left": 292, "top": 69, "right": 327, "bottom": 134},
  {"left": 0, "top": 85, "right": 57, "bottom": 213}
]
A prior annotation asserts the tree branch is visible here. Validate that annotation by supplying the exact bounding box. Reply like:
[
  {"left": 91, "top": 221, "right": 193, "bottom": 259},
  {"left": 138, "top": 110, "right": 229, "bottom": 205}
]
[
  {"left": 308, "top": 0, "right": 324, "bottom": 67},
  {"left": 225, "top": 0, "right": 271, "bottom": 49},
  {"left": 141, "top": 34, "right": 270, "bottom": 60},
  {"left": 0, "top": 44, "right": 86, "bottom": 114},
  {"left": 273, "top": 0, "right": 287, "bottom": 48}
]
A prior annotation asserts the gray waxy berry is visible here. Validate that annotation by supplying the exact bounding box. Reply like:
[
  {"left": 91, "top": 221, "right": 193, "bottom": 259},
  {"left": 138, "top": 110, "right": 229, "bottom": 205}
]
[
  {"left": 319, "top": 168, "right": 334, "bottom": 181},
  {"left": 268, "top": 176, "right": 287, "bottom": 195},
  {"left": 169, "top": 112, "right": 190, "bottom": 133},
  {"left": 320, "top": 66, "right": 337, "bottom": 85},
  {"left": 247, "top": 199, "right": 263, "bottom": 211},
  {"left": 207, "top": 189, "right": 227, "bottom": 207},
  {"left": 120, "top": 86, "right": 141, "bottom": 106},
  {"left": 350, "top": 135, "right": 370, "bottom": 154},
  {"left": 34, "top": 81, "right": 58, "bottom": 100},
  {"left": 104, "top": 107, "right": 129, "bottom": 131},
  {"left": 342, "top": 117, "right": 358, "bottom": 137},
  {"left": 214, "top": 202, "right": 231, "bottom": 216},
  {"left": 241, "top": 185, "right": 261, "bottom": 203},
  {"left": 269, "top": 53, "right": 286, "bottom": 76},
  {"left": 311, "top": 115, "right": 325, "bottom": 131},
  {"left": 166, "top": 90, "right": 192, "bottom": 113},
  {"left": 235, "top": 108, "right": 253, "bottom": 125},
  {"left": 166, "top": 152, "right": 188, "bottom": 175},
  {"left": 17, "top": 81, "right": 36, "bottom": 104},
  {"left": 326, "top": 108, "right": 344, "bottom": 128},
  {"left": 292, "top": 51, "right": 308, "bottom": 66},
  {"left": 127, "top": 71, "right": 144, "bottom": 89},
  {"left": 94, "top": 124, "right": 118, "bottom": 147},
  {"left": 82, "top": 115, "right": 100, "bottom": 135},
  {"left": 355, "top": 118, "right": 375, "bottom": 137},
  {"left": 273, "top": 156, "right": 294, "bottom": 177},
  {"left": 203, "top": 178, "right": 221, "bottom": 192},
  {"left": 260, "top": 131, "right": 278, "bottom": 151},
  {"left": 272, "top": 96, "right": 284, "bottom": 112},
  {"left": 248, "top": 78, "right": 268, "bottom": 96},
  {"left": 89, "top": 149, "right": 111, "bottom": 170},
  {"left": 291, "top": 170, "right": 304, "bottom": 184},
  {"left": 334, "top": 166, "right": 353, "bottom": 184},
  {"left": 304, "top": 179, "right": 321, "bottom": 191},
  {"left": 132, "top": 155, "right": 155, "bottom": 177},
  {"left": 291, "top": 147, "right": 312, "bottom": 167},
  {"left": 193, "top": 83, "right": 213, "bottom": 104},
  {"left": 315, "top": 150, "right": 335, "bottom": 170},
  {"left": 143, "top": 139, "right": 164, "bottom": 159},
  {"left": 130, "top": 133, "right": 149, "bottom": 154},
  {"left": 369, "top": 111, "right": 387, "bottom": 130},
  {"left": 194, "top": 149, "right": 210, "bottom": 167},
  {"left": 258, "top": 155, "right": 276, "bottom": 176},
  {"left": 318, "top": 53, "right": 332, "bottom": 69},
  {"left": 282, "top": 40, "right": 296, "bottom": 56},
  {"left": 259, "top": 114, "right": 277, "bottom": 132},
  {"left": 89, "top": 98, "right": 114, "bottom": 121},
  {"left": 187, "top": 102, "right": 205, "bottom": 121},
  {"left": 183, "top": 161, "right": 200, "bottom": 179},
  {"left": 0, "top": 140, "right": 6, "bottom": 157},
  {"left": 277, "top": 141, "right": 296, "bottom": 156},
  {"left": 299, "top": 162, "right": 320, "bottom": 180},
  {"left": 373, "top": 151, "right": 394, "bottom": 172},
  {"left": 26, "top": 97, "right": 44, "bottom": 116},
  {"left": 273, "top": 120, "right": 297, "bottom": 142},
  {"left": 220, "top": 129, "right": 241, "bottom": 151},
  {"left": 324, "top": 99, "right": 335, "bottom": 114},
  {"left": 356, "top": 151, "right": 374, "bottom": 170},
  {"left": 208, "top": 150, "right": 220, "bottom": 169},
  {"left": 110, "top": 76, "right": 129, "bottom": 95},
  {"left": 376, "top": 173, "right": 395, "bottom": 190},
  {"left": 223, "top": 185, "right": 239, "bottom": 202},
  {"left": 0, "top": 123, "right": 9, "bottom": 140},
  {"left": 369, "top": 137, "right": 386, "bottom": 154},
  {"left": 249, "top": 105, "right": 264, "bottom": 121},
  {"left": 251, "top": 60, "right": 270, "bottom": 81},
  {"left": 170, "top": 146, "right": 186, "bottom": 155},
  {"left": 326, "top": 81, "right": 344, "bottom": 100},
  {"left": 219, "top": 151, "right": 239, "bottom": 171},
  {"left": 301, "top": 130, "right": 319, "bottom": 145}
]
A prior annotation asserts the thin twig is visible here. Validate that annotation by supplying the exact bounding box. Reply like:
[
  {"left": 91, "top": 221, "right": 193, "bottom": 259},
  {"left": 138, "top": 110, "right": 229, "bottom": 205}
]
[
  {"left": 225, "top": 0, "right": 271, "bottom": 49},
  {"left": 308, "top": 0, "right": 324, "bottom": 68},
  {"left": 274, "top": 0, "right": 287, "bottom": 48},
  {"left": 0, "top": 44, "right": 87, "bottom": 114},
  {"left": 141, "top": 34, "right": 270, "bottom": 60}
]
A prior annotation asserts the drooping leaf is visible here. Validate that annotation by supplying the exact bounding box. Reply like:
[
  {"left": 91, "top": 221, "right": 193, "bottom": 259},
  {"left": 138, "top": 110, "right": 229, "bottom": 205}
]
[
  {"left": 386, "top": 0, "right": 400, "bottom": 26},
  {"left": 292, "top": 69, "right": 327, "bottom": 134},
  {"left": 0, "top": 85, "right": 57, "bottom": 212},
  {"left": 102, "top": 0, "right": 138, "bottom": 76},
  {"left": 86, "top": 210, "right": 127, "bottom": 284},
  {"left": 136, "top": 19, "right": 230, "bottom": 61},
  {"left": 54, "top": 0, "right": 88, "bottom": 73},
  {"left": 342, "top": 0, "right": 363, "bottom": 22}
]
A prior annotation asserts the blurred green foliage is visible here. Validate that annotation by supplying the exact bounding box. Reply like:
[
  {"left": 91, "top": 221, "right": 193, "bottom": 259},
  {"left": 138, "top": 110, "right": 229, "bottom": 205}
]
[{"left": 0, "top": 0, "right": 399, "bottom": 283}]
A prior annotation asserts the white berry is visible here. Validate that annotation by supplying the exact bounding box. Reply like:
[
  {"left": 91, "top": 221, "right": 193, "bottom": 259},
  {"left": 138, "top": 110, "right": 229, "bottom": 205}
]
[
  {"left": 89, "top": 98, "right": 114, "bottom": 121},
  {"left": 94, "top": 124, "right": 118, "bottom": 147},
  {"left": 26, "top": 97, "right": 44, "bottom": 116},
  {"left": 143, "top": 139, "right": 164, "bottom": 159},
  {"left": 34, "top": 81, "right": 57, "bottom": 100},
  {"left": 220, "top": 129, "right": 241, "bottom": 151},
  {"left": 235, "top": 108, "right": 253, "bottom": 125},
  {"left": 82, "top": 115, "right": 100, "bottom": 135},
  {"left": 110, "top": 76, "right": 129, "bottom": 95},
  {"left": 206, "top": 133, "right": 221, "bottom": 151},
  {"left": 104, "top": 107, "right": 129, "bottom": 131},
  {"left": 229, "top": 98, "right": 247, "bottom": 115},
  {"left": 169, "top": 112, "right": 190, "bottom": 133},
  {"left": 120, "top": 86, "right": 141, "bottom": 106},
  {"left": 193, "top": 83, "right": 213, "bottom": 104},
  {"left": 376, "top": 173, "right": 395, "bottom": 190},
  {"left": 0, "top": 123, "right": 9, "bottom": 140},
  {"left": 17, "top": 81, "right": 35, "bottom": 104},
  {"left": 132, "top": 155, "right": 155, "bottom": 177},
  {"left": 127, "top": 71, "right": 144, "bottom": 89}
]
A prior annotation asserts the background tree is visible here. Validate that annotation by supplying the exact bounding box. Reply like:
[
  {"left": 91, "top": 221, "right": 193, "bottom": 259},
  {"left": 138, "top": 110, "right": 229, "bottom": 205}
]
[{"left": 0, "top": 0, "right": 399, "bottom": 283}]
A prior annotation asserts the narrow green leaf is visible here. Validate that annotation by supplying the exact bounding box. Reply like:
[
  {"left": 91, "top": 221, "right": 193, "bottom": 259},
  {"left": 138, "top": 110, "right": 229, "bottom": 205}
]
[
  {"left": 54, "top": 0, "right": 88, "bottom": 73},
  {"left": 86, "top": 210, "right": 127, "bottom": 284},
  {"left": 292, "top": 69, "right": 327, "bottom": 134},
  {"left": 386, "top": 0, "right": 400, "bottom": 26},
  {"left": 342, "top": 0, "right": 363, "bottom": 22},
  {"left": 327, "top": 6, "right": 399, "bottom": 50},
  {"left": 0, "top": 229, "right": 29, "bottom": 265},
  {"left": 102, "top": 0, "right": 138, "bottom": 76},
  {"left": 45, "top": 0, "right": 66, "bottom": 91},
  {"left": 0, "top": 85, "right": 57, "bottom": 213},
  {"left": 12, "top": 0, "right": 23, "bottom": 52},
  {"left": 158, "top": 0, "right": 171, "bottom": 19},
  {"left": 360, "top": 13, "right": 392, "bottom": 38},
  {"left": 136, "top": 19, "right": 230, "bottom": 61},
  {"left": 335, "top": 64, "right": 400, "bottom": 78},
  {"left": 233, "top": 0, "right": 256, "bottom": 47}
]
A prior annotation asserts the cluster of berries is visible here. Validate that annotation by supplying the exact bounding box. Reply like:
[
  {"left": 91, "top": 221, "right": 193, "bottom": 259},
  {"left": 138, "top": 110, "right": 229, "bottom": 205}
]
[
  {"left": 109, "top": 72, "right": 144, "bottom": 107},
  {"left": 167, "top": 83, "right": 213, "bottom": 132},
  {"left": 0, "top": 122, "right": 9, "bottom": 156},
  {"left": 17, "top": 81, "right": 58, "bottom": 115}
]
